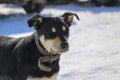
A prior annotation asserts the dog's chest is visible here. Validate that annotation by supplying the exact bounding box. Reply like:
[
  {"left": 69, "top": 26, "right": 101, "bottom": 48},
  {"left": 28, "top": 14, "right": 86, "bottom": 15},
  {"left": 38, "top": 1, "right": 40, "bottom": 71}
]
[{"left": 27, "top": 73, "right": 58, "bottom": 80}]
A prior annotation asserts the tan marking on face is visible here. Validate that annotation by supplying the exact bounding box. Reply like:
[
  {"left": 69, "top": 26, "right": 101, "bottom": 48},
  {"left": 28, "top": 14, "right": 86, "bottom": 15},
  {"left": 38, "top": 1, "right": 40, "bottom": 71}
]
[
  {"left": 64, "top": 36, "right": 69, "bottom": 42},
  {"left": 62, "top": 26, "right": 66, "bottom": 31},
  {"left": 67, "top": 15, "right": 74, "bottom": 22},
  {"left": 53, "top": 37, "right": 61, "bottom": 47},
  {"left": 51, "top": 27, "right": 56, "bottom": 33},
  {"left": 40, "top": 35, "right": 68, "bottom": 54},
  {"left": 40, "top": 35, "right": 61, "bottom": 53},
  {"left": 27, "top": 73, "right": 58, "bottom": 80},
  {"left": 39, "top": 35, "right": 49, "bottom": 52}
]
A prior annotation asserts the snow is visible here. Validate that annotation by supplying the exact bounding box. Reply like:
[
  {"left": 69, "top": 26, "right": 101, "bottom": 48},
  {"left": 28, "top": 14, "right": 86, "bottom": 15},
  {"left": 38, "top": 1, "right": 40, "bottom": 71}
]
[{"left": 0, "top": 4, "right": 120, "bottom": 80}]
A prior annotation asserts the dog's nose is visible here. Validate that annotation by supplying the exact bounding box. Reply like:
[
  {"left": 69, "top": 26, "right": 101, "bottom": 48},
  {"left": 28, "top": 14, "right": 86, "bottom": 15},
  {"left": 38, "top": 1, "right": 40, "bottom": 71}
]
[{"left": 61, "top": 42, "right": 69, "bottom": 49}]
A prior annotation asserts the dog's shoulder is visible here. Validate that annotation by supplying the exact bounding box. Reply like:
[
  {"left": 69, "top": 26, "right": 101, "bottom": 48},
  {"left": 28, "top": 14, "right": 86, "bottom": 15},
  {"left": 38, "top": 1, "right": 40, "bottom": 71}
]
[
  {"left": 0, "top": 35, "right": 33, "bottom": 54},
  {"left": 0, "top": 35, "right": 13, "bottom": 41},
  {"left": 0, "top": 35, "right": 16, "bottom": 47},
  {"left": 0, "top": 34, "right": 33, "bottom": 45}
]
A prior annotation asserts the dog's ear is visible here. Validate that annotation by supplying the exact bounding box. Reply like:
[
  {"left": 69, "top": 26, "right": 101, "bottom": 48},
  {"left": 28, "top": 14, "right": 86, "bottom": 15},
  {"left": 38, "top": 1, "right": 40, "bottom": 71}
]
[
  {"left": 62, "top": 12, "right": 79, "bottom": 26},
  {"left": 27, "top": 15, "right": 43, "bottom": 29}
]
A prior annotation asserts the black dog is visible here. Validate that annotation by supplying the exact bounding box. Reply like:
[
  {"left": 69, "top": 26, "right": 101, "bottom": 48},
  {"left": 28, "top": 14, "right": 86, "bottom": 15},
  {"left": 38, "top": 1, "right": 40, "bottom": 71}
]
[{"left": 0, "top": 12, "right": 79, "bottom": 80}]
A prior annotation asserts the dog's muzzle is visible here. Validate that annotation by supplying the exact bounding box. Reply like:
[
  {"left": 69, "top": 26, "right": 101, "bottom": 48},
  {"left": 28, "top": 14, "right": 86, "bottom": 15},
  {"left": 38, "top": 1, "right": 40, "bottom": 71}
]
[{"left": 51, "top": 42, "right": 69, "bottom": 54}]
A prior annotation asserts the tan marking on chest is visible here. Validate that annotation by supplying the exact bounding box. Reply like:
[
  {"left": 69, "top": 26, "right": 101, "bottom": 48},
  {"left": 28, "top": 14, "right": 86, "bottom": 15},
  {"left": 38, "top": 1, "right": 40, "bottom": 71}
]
[{"left": 27, "top": 73, "right": 58, "bottom": 80}]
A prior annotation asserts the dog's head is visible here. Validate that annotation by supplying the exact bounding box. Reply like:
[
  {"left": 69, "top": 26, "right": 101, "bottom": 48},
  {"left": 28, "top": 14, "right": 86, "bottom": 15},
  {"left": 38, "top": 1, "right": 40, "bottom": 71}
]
[{"left": 28, "top": 12, "right": 79, "bottom": 55}]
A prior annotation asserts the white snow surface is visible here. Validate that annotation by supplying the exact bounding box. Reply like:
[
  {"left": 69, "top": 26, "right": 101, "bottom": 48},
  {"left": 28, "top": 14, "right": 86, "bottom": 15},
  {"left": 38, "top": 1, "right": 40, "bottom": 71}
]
[{"left": 1, "top": 4, "right": 120, "bottom": 80}]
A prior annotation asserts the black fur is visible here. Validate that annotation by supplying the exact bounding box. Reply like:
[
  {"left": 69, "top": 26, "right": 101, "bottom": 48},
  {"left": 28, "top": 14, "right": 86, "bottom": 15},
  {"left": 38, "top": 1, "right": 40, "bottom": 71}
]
[
  {"left": 0, "top": 34, "right": 59, "bottom": 80},
  {"left": 0, "top": 12, "right": 79, "bottom": 80}
]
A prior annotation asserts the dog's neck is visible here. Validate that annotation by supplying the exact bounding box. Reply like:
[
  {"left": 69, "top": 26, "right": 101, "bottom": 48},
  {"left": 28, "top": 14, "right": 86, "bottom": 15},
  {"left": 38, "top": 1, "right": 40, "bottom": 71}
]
[
  {"left": 35, "top": 33, "right": 49, "bottom": 56},
  {"left": 34, "top": 33, "right": 60, "bottom": 72}
]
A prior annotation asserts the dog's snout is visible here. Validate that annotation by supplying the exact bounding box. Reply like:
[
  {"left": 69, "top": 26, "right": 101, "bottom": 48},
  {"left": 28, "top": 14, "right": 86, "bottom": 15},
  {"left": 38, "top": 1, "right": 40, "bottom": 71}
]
[{"left": 61, "top": 42, "right": 69, "bottom": 49}]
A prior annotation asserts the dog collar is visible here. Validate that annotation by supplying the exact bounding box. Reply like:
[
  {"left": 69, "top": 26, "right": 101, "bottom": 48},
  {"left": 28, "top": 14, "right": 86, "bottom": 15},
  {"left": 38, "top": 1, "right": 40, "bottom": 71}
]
[{"left": 35, "top": 33, "right": 60, "bottom": 72}]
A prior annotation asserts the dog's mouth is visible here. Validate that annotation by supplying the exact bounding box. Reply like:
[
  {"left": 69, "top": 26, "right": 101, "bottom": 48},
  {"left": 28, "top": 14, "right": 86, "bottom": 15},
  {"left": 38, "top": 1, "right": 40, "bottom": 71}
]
[{"left": 50, "top": 48, "right": 69, "bottom": 54}]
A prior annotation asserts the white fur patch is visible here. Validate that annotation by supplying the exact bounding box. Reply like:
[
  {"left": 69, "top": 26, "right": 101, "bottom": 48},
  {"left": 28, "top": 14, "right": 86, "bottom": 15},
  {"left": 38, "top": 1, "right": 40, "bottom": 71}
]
[{"left": 27, "top": 73, "right": 58, "bottom": 80}]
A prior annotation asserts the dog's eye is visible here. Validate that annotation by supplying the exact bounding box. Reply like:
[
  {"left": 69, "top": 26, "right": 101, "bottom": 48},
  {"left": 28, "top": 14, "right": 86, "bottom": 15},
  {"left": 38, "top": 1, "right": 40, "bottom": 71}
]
[
  {"left": 49, "top": 31, "right": 52, "bottom": 34},
  {"left": 48, "top": 31, "right": 55, "bottom": 36},
  {"left": 47, "top": 31, "right": 56, "bottom": 38}
]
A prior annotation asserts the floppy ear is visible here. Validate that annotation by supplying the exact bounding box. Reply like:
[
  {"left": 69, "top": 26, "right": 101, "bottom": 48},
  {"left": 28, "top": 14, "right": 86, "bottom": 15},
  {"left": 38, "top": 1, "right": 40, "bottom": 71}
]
[
  {"left": 62, "top": 12, "right": 80, "bottom": 26},
  {"left": 27, "top": 15, "right": 43, "bottom": 29}
]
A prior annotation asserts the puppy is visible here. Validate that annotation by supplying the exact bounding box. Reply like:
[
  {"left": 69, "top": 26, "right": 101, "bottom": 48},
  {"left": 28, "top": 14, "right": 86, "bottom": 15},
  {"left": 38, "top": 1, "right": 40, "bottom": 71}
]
[{"left": 0, "top": 12, "right": 79, "bottom": 80}]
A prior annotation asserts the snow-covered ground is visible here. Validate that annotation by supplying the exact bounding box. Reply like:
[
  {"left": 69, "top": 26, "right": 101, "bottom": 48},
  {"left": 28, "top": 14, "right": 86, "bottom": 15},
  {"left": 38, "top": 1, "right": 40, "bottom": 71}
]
[{"left": 0, "top": 4, "right": 120, "bottom": 80}]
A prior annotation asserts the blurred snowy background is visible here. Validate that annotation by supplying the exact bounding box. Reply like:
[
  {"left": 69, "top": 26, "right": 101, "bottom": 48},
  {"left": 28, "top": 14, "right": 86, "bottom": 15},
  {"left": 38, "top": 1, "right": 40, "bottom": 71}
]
[{"left": 0, "top": 2, "right": 120, "bottom": 80}]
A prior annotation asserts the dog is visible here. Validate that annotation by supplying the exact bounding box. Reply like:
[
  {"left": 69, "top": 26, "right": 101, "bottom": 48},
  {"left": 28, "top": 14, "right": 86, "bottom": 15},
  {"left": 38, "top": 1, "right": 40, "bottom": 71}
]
[{"left": 0, "top": 12, "right": 79, "bottom": 80}]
